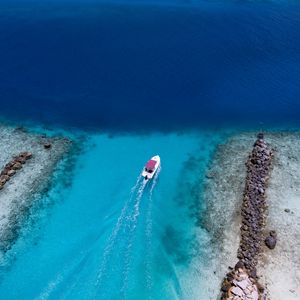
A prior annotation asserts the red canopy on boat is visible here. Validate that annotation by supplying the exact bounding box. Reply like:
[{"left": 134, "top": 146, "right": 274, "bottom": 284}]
[{"left": 146, "top": 159, "right": 157, "bottom": 169}]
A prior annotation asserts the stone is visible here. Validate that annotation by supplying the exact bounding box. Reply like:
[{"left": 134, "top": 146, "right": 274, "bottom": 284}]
[
  {"left": 0, "top": 175, "right": 9, "bottom": 184},
  {"left": 44, "top": 143, "right": 52, "bottom": 149},
  {"left": 231, "top": 286, "right": 244, "bottom": 297},
  {"left": 258, "top": 187, "right": 264, "bottom": 194},
  {"left": 221, "top": 279, "right": 231, "bottom": 293},
  {"left": 7, "top": 170, "right": 16, "bottom": 177},
  {"left": 21, "top": 152, "right": 33, "bottom": 160},
  {"left": 265, "top": 235, "right": 276, "bottom": 249},
  {"left": 239, "top": 273, "right": 248, "bottom": 280},
  {"left": 236, "top": 279, "right": 249, "bottom": 290},
  {"left": 1, "top": 167, "right": 10, "bottom": 175},
  {"left": 16, "top": 157, "right": 26, "bottom": 164},
  {"left": 256, "top": 282, "right": 264, "bottom": 293},
  {"left": 252, "top": 289, "right": 259, "bottom": 299},
  {"left": 5, "top": 162, "right": 15, "bottom": 169},
  {"left": 249, "top": 268, "right": 257, "bottom": 279},
  {"left": 227, "top": 273, "right": 234, "bottom": 281},
  {"left": 220, "top": 135, "right": 273, "bottom": 299},
  {"left": 12, "top": 162, "right": 22, "bottom": 170},
  {"left": 235, "top": 260, "right": 244, "bottom": 270}
]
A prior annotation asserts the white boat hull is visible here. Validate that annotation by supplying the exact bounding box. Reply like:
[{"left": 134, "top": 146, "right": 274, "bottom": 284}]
[{"left": 141, "top": 155, "right": 160, "bottom": 180}]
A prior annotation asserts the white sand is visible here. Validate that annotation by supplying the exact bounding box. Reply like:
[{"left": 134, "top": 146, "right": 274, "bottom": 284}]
[
  {"left": 203, "top": 132, "right": 300, "bottom": 300},
  {"left": 257, "top": 133, "right": 300, "bottom": 300},
  {"left": 0, "top": 125, "right": 72, "bottom": 252},
  {"left": 201, "top": 134, "right": 254, "bottom": 299}
]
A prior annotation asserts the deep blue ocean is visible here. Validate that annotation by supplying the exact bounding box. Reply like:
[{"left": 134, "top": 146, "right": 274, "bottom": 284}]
[
  {"left": 0, "top": 1, "right": 300, "bottom": 299},
  {"left": 0, "top": 0, "right": 300, "bottom": 131}
]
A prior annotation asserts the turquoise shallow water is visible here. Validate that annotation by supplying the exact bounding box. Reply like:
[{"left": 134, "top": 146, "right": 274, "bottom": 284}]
[{"left": 0, "top": 130, "right": 224, "bottom": 299}]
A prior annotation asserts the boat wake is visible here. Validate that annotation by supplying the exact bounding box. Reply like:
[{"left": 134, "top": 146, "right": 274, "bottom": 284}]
[
  {"left": 145, "top": 166, "right": 161, "bottom": 295},
  {"left": 94, "top": 175, "right": 143, "bottom": 287},
  {"left": 36, "top": 167, "right": 161, "bottom": 300},
  {"left": 120, "top": 179, "right": 148, "bottom": 296},
  {"left": 94, "top": 167, "right": 160, "bottom": 299},
  {"left": 120, "top": 166, "right": 161, "bottom": 298}
]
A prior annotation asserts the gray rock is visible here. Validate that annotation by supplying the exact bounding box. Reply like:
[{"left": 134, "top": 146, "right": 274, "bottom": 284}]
[{"left": 265, "top": 235, "right": 277, "bottom": 249}]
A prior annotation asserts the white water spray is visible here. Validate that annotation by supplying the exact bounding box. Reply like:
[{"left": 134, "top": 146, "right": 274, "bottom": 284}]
[
  {"left": 92, "top": 163, "right": 160, "bottom": 299},
  {"left": 93, "top": 175, "right": 142, "bottom": 290},
  {"left": 145, "top": 165, "right": 161, "bottom": 296},
  {"left": 120, "top": 178, "right": 148, "bottom": 297}
]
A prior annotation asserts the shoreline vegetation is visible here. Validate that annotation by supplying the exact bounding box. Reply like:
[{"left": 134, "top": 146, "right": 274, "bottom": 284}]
[
  {"left": 0, "top": 125, "right": 72, "bottom": 256},
  {"left": 203, "top": 132, "right": 300, "bottom": 300}
]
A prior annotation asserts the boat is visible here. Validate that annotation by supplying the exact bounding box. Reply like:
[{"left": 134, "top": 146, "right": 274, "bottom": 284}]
[{"left": 141, "top": 155, "right": 160, "bottom": 180}]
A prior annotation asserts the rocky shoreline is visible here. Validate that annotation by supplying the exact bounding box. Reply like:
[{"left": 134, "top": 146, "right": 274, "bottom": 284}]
[
  {"left": 0, "top": 152, "right": 33, "bottom": 190},
  {"left": 201, "top": 132, "right": 300, "bottom": 299},
  {"left": 0, "top": 125, "right": 73, "bottom": 254},
  {"left": 220, "top": 133, "right": 274, "bottom": 300}
]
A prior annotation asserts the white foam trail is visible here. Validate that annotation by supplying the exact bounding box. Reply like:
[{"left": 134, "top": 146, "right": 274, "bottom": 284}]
[
  {"left": 145, "top": 166, "right": 161, "bottom": 297},
  {"left": 150, "top": 165, "right": 161, "bottom": 196},
  {"left": 35, "top": 273, "right": 63, "bottom": 300},
  {"left": 93, "top": 175, "right": 142, "bottom": 288},
  {"left": 35, "top": 248, "right": 94, "bottom": 300},
  {"left": 93, "top": 175, "right": 146, "bottom": 299},
  {"left": 36, "top": 231, "right": 104, "bottom": 300},
  {"left": 132, "top": 178, "right": 148, "bottom": 222},
  {"left": 120, "top": 179, "right": 148, "bottom": 297},
  {"left": 58, "top": 244, "right": 99, "bottom": 300},
  {"left": 36, "top": 174, "right": 147, "bottom": 300}
]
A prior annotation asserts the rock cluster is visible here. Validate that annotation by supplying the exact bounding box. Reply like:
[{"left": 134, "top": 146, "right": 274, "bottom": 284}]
[
  {"left": 264, "top": 230, "right": 277, "bottom": 250},
  {"left": 220, "top": 133, "right": 274, "bottom": 299},
  {"left": 221, "top": 265, "right": 260, "bottom": 300},
  {"left": 0, "top": 152, "right": 33, "bottom": 190},
  {"left": 237, "top": 133, "right": 273, "bottom": 274}
]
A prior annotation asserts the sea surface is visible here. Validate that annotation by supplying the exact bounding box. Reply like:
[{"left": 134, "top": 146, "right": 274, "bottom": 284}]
[
  {"left": 0, "top": 131, "right": 225, "bottom": 299},
  {"left": 0, "top": 0, "right": 300, "bottom": 299}
]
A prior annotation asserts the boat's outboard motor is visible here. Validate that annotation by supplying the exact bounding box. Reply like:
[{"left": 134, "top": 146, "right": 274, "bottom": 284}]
[{"left": 145, "top": 175, "right": 148, "bottom": 180}]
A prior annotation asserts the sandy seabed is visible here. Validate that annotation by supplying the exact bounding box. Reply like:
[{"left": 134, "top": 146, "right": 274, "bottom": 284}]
[
  {"left": 0, "top": 125, "right": 72, "bottom": 255},
  {"left": 201, "top": 132, "right": 300, "bottom": 300}
]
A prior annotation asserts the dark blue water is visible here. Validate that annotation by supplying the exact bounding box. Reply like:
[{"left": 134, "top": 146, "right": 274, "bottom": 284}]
[{"left": 0, "top": 0, "right": 300, "bottom": 131}]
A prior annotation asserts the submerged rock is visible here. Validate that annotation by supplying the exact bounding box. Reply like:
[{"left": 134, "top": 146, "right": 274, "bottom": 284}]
[
  {"left": 12, "top": 162, "right": 22, "bottom": 170},
  {"left": 44, "top": 143, "right": 52, "bottom": 149},
  {"left": 257, "top": 133, "right": 264, "bottom": 139},
  {"left": 265, "top": 235, "right": 277, "bottom": 250},
  {"left": 7, "top": 170, "right": 16, "bottom": 177},
  {"left": 235, "top": 261, "right": 244, "bottom": 270},
  {"left": 20, "top": 151, "right": 33, "bottom": 160},
  {"left": 0, "top": 152, "right": 33, "bottom": 189},
  {"left": 0, "top": 127, "right": 73, "bottom": 255}
]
